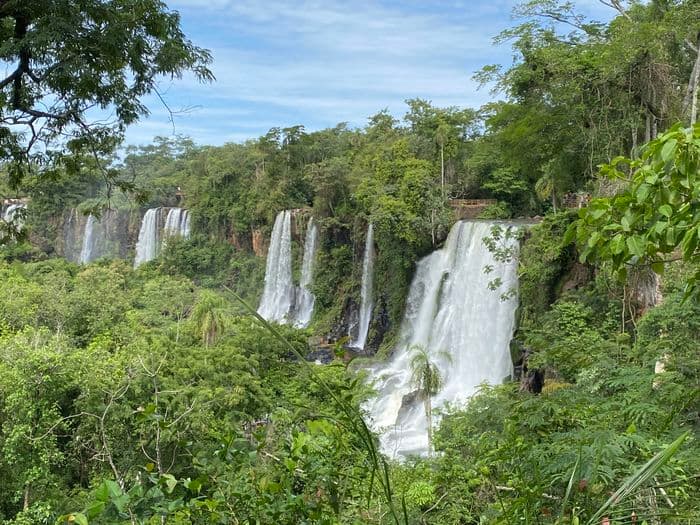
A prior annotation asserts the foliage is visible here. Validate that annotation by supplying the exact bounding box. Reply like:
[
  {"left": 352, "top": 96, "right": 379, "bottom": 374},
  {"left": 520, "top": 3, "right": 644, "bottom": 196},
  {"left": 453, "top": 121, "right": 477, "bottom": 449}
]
[
  {"left": 408, "top": 345, "right": 450, "bottom": 454},
  {"left": 518, "top": 212, "right": 578, "bottom": 327},
  {"left": 569, "top": 124, "right": 700, "bottom": 298},
  {"left": 0, "top": 0, "right": 212, "bottom": 192},
  {"left": 2, "top": 1, "right": 700, "bottom": 523}
]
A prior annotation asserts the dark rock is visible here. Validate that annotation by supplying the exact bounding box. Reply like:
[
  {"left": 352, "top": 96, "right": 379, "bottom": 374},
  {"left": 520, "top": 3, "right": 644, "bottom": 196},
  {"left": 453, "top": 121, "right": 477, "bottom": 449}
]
[
  {"left": 306, "top": 346, "right": 335, "bottom": 364},
  {"left": 397, "top": 390, "right": 422, "bottom": 426}
]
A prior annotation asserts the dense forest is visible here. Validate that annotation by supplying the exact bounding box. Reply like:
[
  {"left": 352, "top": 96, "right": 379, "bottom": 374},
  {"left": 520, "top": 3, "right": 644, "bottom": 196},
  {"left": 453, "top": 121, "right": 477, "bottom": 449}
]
[{"left": 1, "top": 0, "right": 699, "bottom": 524}]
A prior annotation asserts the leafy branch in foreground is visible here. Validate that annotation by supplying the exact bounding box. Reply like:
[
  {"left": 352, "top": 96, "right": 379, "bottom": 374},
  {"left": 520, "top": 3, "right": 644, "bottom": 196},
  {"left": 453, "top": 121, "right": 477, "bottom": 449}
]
[
  {"left": 568, "top": 124, "right": 700, "bottom": 299},
  {"left": 482, "top": 223, "right": 525, "bottom": 300}
]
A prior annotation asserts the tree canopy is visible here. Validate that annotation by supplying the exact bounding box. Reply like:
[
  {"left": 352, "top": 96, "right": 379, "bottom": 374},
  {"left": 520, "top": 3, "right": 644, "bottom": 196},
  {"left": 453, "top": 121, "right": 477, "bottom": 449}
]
[{"left": 0, "top": 0, "right": 213, "bottom": 190}]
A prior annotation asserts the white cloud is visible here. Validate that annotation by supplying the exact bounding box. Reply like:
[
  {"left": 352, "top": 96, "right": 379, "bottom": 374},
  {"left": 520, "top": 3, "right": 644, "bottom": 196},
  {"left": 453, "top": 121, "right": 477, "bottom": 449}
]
[{"left": 129, "top": 1, "right": 526, "bottom": 145}]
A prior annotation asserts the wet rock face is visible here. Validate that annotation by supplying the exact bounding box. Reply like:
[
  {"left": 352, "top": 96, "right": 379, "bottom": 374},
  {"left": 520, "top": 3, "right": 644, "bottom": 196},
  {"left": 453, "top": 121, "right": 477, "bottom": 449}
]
[
  {"left": 57, "top": 208, "right": 159, "bottom": 263},
  {"left": 251, "top": 229, "right": 267, "bottom": 257},
  {"left": 560, "top": 261, "right": 593, "bottom": 294},
  {"left": 396, "top": 390, "right": 422, "bottom": 427},
  {"left": 327, "top": 296, "right": 357, "bottom": 344},
  {"left": 365, "top": 296, "right": 390, "bottom": 354},
  {"left": 306, "top": 346, "right": 335, "bottom": 364}
]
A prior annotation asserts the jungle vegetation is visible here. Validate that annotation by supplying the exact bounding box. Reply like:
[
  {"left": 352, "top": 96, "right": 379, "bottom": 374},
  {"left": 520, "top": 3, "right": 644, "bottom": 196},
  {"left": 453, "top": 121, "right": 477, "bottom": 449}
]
[{"left": 0, "top": 0, "right": 699, "bottom": 523}]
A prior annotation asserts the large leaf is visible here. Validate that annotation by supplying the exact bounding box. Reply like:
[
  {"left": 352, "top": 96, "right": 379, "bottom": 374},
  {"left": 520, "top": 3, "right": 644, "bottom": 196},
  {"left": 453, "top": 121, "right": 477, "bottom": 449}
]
[{"left": 586, "top": 432, "right": 689, "bottom": 525}]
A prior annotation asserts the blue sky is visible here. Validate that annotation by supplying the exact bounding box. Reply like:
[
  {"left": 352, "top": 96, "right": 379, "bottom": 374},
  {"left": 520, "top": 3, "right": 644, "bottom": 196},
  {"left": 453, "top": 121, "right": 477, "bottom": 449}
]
[{"left": 125, "top": 0, "right": 613, "bottom": 147}]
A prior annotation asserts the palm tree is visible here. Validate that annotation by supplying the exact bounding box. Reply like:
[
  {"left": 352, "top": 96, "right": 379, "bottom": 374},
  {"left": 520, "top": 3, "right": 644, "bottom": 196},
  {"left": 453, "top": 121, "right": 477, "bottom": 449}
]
[
  {"left": 408, "top": 345, "right": 450, "bottom": 455},
  {"left": 190, "top": 290, "right": 229, "bottom": 347}
]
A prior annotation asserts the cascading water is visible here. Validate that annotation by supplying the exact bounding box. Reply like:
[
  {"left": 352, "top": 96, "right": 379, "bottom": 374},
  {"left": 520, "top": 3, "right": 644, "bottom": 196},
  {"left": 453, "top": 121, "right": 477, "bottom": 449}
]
[
  {"left": 257, "top": 210, "right": 295, "bottom": 322},
  {"left": 3, "top": 203, "right": 25, "bottom": 224},
  {"left": 79, "top": 215, "right": 98, "bottom": 264},
  {"left": 364, "top": 221, "right": 519, "bottom": 459},
  {"left": 293, "top": 217, "right": 319, "bottom": 328},
  {"left": 163, "top": 208, "right": 191, "bottom": 241},
  {"left": 2, "top": 203, "right": 27, "bottom": 240},
  {"left": 134, "top": 208, "right": 161, "bottom": 268},
  {"left": 349, "top": 223, "right": 375, "bottom": 349}
]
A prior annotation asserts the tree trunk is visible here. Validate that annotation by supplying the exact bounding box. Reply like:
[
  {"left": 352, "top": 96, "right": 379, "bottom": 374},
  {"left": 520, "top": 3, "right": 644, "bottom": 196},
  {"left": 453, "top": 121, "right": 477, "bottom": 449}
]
[
  {"left": 645, "top": 113, "right": 651, "bottom": 143},
  {"left": 691, "top": 45, "right": 700, "bottom": 126},
  {"left": 424, "top": 397, "right": 433, "bottom": 456},
  {"left": 440, "top": 144, "right": 445, "bottom": 197}
]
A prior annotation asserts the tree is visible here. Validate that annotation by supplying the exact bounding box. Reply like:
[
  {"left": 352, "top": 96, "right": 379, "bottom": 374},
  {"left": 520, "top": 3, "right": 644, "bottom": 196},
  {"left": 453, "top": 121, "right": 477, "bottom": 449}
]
[
  {"left": 0, "top": 0, "right": 213, "bottom": 190},
  {"left": 408, "top": 345, "right": 449, "bottom": 455},
  {"left": 190, "top": 290, "right": 228, "bottom": 347}
]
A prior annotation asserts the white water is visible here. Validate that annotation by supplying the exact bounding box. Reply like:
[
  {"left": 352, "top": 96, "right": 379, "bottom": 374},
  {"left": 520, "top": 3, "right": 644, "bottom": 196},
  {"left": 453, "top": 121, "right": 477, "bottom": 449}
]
[
  {"left": 3, "top": 203, "right": 25, "bottom": 224},
  {"left": 79, "top": 215, "right": 98, "bottom": 264},
  {"left": 350, "top": 223, "right": 375, "bottom": 349},
  {"left": 293, "top": 217, "right": 319, "bottom": 328},
  {"left": 258, "top": 210, "right": 295, "bottom": 322},
  {"left": 364, "top": 221, "right": 519, "bottom": 459},
  {"left": 163, "top": 208, "right": 191, "bottom": 241},
  {"left": 134, "top": 208, "right": 161, "bottom": 268}
]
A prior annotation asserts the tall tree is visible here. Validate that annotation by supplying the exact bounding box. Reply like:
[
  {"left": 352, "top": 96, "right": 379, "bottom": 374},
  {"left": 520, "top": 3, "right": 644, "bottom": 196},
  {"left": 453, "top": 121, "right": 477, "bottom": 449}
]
[
  {"left": 190, "top": 290, "right": 228, "bottom": 347},
  {"left": 409, "top": 345, "right": 449, "bottom": 455},
  {"left": 0, "top": 0, "right": 213, "bottom": 190}
]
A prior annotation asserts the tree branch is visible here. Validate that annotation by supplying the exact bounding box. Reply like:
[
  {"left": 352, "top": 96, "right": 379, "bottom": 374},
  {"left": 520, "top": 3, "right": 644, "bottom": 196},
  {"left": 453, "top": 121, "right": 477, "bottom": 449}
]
[{"left": 599, "top": 0, "right": 632, "bottom": 20}]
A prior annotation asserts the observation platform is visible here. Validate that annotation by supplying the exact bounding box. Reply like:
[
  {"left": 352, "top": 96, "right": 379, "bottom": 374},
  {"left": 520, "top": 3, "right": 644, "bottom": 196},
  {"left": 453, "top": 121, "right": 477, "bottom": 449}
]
[{"left": 449, "top": 199, "right": 497, "bottom": 219}]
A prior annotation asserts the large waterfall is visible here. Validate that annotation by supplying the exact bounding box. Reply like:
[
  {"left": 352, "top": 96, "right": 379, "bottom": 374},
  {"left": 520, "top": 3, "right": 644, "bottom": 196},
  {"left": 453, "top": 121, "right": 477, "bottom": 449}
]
[
  {"left": 349, "top": 223, "right": 375, "bottom": 349},
  {"left": 364, "top": 221, "right": 519, "bottom": 458},
  {"left": 163, "top": 208, "right": 191, "bottom": 240},
  {"left": 293, "top": 217, "right": 319, "bottom": 328},
  {"left": 257, "top": 210, "right": 295, "bottom": 322},
  {"left": 79, "top": 215, "right": 98, "bottom": 264},
  {"left": 134, "top": 208, "right": 162, "bottom": 268}
]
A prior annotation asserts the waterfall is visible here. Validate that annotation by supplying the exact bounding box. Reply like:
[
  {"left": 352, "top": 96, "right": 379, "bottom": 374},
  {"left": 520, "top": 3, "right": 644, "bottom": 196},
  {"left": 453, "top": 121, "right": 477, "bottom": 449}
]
[
  {"left": 257, "top": 210, "right": 295, "bottom": 322},
  {"left": 163, "top": 208, "right": 191, "bottom": 241},
  {"left": 3, "top": 203, "right": 25, "bottom": 224},
  {"left": 2, "top": 203, "right": 26, "bottom": 240},
  {"left": 293, "top": 217, "right": 319, "bottom": 328},
  {"left": 364, "top": 221, "right": 519, "bottom": 458},
  {"left": 134, "top": 208, "right": 161, "bottom": 268},
  {"left": 349, "top": 223, "right": 375, "bottom": 349},
  {"left": 79, "top": 215, "right": 98, "bottom": 264}
]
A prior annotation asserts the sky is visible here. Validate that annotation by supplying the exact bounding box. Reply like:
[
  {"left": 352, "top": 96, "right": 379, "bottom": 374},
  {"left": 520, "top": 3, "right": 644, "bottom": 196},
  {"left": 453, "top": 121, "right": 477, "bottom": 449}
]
[{"left": 125, "top": 0, "right": 614, "bottom": 147}]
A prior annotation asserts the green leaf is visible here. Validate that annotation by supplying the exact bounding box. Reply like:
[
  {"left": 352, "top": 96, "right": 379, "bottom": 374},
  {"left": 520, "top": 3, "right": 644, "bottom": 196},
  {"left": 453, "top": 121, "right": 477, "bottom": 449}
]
[
  {"left": 67, "top": 513, "right": 89, "bottom": 525},
  {"left": 660, "top": 138, "right": 677, "bottom": 163},
  {"left": 651, "top": 262, "right": 665, "bottom": 275},
  {"left": 636, "top": 183, "right": 651, "bottom": 203},
  {"left": 658, "top": 204, "right": 673, "bottom": 218},
  {"left": 680, "top": 228, "right": 698, "bottom": 259},
  {"left": 587, "top": 231, "right": 601, "bottom": 248},
  {"left": 106, "top": 480, "right": 122, "bottom": 498},
  {"left": 626, "top": 236, "right": 645, "bottom": 257},
  {"left": 610, "top": 234, "right": 625, "bottom": 255},
  {"left": 112, "top": 494, "right": 130, "bottom": 514},
  {"left": 162, "top": 473, "right": 178, "bottom": 494},
  {"left": 621, "top": 215, "right": 631, "bottom": 232},
  {"left": 85, "top": 501, "right": 105, "bottom": 520}
]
